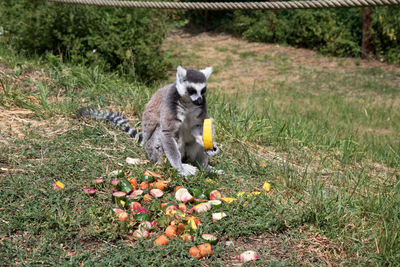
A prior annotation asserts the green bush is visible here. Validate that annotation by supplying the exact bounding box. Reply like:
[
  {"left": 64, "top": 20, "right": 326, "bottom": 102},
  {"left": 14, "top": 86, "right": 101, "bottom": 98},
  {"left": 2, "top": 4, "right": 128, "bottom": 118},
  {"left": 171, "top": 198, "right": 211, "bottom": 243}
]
[
  {"left": 0, "top": 0, "right": 171, "bottom": 82},
  {"left": 371, "top": 7, "right": 400, "bottom": 63},
  {"left": 184, "top": 6, "right": 400, "bottom": 63}
]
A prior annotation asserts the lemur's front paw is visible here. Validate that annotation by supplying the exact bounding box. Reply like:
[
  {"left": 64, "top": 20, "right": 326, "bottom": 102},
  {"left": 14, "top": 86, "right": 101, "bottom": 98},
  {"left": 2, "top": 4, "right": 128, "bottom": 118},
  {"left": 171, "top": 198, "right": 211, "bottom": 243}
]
[
  {"left": 206, "top": 145, "right": 220, "bottom": 157},
  {"left": 179, "top": 164, "right": 198, "bottom": 177}
]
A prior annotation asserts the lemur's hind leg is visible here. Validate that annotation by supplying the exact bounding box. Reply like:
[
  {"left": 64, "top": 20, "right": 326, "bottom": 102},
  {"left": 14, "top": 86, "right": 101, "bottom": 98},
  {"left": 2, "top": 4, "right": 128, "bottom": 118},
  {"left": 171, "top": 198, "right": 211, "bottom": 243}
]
[{"left": 144, "top": 127, "right": 164, "bottom": 164}]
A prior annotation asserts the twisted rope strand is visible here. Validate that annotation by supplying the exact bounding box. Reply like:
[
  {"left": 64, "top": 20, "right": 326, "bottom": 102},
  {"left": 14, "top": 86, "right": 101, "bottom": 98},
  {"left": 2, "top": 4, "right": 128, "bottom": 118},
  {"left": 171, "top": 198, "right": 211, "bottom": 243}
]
[{"left": 44, "top": 0, "right": 400, "bottom": 10}]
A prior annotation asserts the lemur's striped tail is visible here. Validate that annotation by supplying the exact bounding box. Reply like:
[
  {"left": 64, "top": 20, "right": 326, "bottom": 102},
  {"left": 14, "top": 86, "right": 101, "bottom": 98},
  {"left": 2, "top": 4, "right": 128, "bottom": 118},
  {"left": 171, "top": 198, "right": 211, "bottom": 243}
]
[{"left": 78, "top": 108, "right": 143, "bottom": 143}]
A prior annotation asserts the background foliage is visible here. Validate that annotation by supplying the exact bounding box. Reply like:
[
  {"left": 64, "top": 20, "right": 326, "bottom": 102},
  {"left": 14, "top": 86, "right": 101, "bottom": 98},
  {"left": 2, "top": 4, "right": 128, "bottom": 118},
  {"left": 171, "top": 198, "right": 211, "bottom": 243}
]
[
  {"left": 185, "top": 6, "right": 400, "bottom": 63},
  {"left": 0, "top": 0, "right": 171, "bottom": 83},
  {"left": 1, "top": 1, "right": 399, "bottom": 77}
]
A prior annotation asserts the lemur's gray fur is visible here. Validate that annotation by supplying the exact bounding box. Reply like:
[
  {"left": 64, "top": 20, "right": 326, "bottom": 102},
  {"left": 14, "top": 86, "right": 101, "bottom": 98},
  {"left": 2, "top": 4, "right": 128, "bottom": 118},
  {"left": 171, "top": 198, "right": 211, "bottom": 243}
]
[{"left": 78, "top": 66, "right": 221, "bottom": 177}]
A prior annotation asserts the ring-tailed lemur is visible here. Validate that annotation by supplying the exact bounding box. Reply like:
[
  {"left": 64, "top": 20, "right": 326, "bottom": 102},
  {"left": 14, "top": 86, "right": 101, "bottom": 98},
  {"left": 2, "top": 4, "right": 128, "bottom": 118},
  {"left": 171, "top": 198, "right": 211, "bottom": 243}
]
[{"left": 78, "top": 66, "right": 222, "bottom": 177}]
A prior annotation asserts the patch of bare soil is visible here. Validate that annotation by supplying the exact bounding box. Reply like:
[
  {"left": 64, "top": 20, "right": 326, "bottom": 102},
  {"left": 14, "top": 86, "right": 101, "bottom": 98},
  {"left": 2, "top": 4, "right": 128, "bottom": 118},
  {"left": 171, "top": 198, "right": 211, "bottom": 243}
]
[
  {"left": 0, "top": 63, "right": 51, "bottom": 95},
  {"left": 164, "top": 29, "right": 400, "bottom": 94},
  {"left": 0, "top": 107, "right": 70, "bottom": 139},
  {"left": 0, "top": 63, "right": 72, "bottom": 140}
]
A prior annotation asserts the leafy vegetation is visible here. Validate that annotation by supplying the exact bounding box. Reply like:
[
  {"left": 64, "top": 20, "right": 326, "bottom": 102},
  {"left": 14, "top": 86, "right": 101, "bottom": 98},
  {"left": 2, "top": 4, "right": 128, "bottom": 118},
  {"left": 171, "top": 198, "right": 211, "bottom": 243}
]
[
  {"left": 185, "top": 7, "right": 400, "bottom": 63},
  {"left": 0, "top": 0, "right": 171, "bottom": 83}
]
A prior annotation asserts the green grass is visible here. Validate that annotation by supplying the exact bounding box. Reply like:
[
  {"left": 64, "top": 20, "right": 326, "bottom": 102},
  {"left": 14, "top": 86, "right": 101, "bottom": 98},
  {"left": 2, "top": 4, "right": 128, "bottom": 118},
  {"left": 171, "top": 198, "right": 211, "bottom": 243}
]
[{"left": 1, "top": 39, "right": 400, "bottom": 266}]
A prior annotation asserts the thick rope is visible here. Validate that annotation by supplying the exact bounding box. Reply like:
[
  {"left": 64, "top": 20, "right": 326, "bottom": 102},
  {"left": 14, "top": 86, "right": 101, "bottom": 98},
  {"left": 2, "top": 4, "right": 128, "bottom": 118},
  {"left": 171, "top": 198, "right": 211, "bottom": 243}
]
[{"left": 44, "top": 0, "right": 400, "bottom": 10}]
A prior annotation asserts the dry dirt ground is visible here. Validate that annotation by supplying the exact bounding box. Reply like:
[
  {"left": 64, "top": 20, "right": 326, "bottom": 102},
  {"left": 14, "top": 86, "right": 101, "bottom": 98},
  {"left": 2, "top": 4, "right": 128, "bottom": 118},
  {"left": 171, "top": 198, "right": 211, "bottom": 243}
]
[{"left": 163, "top": 29, "right": 400, "bottom": 94}]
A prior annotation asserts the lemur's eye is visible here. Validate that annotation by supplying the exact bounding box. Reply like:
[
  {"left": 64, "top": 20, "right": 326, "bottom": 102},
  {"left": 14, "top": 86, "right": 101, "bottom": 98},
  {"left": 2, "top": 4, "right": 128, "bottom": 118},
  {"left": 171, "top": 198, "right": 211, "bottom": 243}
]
[
  {"left": 187, "top": 87, "right": 196, "bottom": 95},
  {"left": 201, "top": 87, "right": 207, "bottom": 95}
]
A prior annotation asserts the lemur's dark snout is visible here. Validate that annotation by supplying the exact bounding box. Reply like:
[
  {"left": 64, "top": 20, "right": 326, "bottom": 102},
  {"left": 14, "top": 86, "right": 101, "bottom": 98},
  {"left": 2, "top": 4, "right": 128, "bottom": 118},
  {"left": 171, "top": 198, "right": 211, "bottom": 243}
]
[{"left": 193, "top": 97, "right": 204, "bottom": 106}]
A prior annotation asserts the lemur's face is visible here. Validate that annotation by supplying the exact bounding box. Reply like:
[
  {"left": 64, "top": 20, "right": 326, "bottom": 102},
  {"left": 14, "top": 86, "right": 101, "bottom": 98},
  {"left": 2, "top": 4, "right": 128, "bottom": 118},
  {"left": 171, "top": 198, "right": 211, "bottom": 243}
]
[
  {"left": 186, "top": 83, "right": 207, "bottom": 106},
  {"left": 176, "top": 66, "right": 212, "bottom": 106}
]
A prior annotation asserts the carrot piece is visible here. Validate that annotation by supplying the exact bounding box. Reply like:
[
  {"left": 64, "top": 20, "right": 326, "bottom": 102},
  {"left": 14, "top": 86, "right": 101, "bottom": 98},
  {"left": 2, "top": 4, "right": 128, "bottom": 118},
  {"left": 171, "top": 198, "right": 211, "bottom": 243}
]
[
  {"left": 117, "top": 211, "right": 129, "bottom": 222},
  {"left": 178, "top": 203, "right": 187, "bottom": 212},
  {"left": 177, "top": 223, "right": 185, "bottom": 235},
  {"left": 155, "top": 180, "right": 167, "bottom": 190},
  {"left": 143, "top": 194, "right": 153, "bottom": 202},
  {"left": 174, "top": 186, "right": 183, "bottom": 192},
  {"left": 139, "top": 181, "right": 149, "bottom": 190},
  {"left": 165, "top": 225, "right": 177, "bottom": 238},
  {"left": 189, "top": 246, "right": 201, "bottom": 259},
  {"left": 127, "top": 177, "right": 137, "bottom": 188},
  {"left": 143, "top": 170, "right": 162, "bottom": 178},
  {"left": 160, "top": 202, "right": 169, "bottom": 210},
  {"left": 154, "top": 234, "right": 169, "bottom": 246},
  {"left": 198, "top": 243, "right": 212, "bottom": 257},
  {"left": 181, "top": 233, "right": 193, "bottom": 243}
]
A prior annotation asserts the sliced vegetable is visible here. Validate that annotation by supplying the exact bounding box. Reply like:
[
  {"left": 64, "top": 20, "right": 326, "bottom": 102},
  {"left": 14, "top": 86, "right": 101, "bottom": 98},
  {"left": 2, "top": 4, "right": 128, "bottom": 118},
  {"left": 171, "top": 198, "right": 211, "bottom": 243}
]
[
  {"left": 113, "top": 208, "right": 129, "bottom": 222},
  {"left": 115, "top": 178, "right": 133, "bottom": 194},
  {"left": 209, "top": 190, "right": 222, "bottom": 200},
  {"left": 143, "top": 194, "right": 153, "bottom": 202},
  {"left": 92, "top": 178, "right": 105, "bottom": 187},
  {"left": 201, "top": 234, "right": 218, "bottom": 245},
  {"left": 175, "top": 188, "right": 194, "bottom": 202},
  {"left": 177, "top": 223, "right": 184, "bottom": 235},
  {"left": 138, "top": 221, "right": 152, "bottom": 231},
  {"left": 178, "top": 203, "right": 187, "bottom": 212},
  {"left": 208, "top": 200, "right": 222, "bottom": 208},
  {"left": 154, "top": 235, "right": 169, "bottom": 246},
  {"left": 164, "top": 225, "right": 177, "bottom": 238},
  {"left": 194, "top": 198, "right": 208, "bottom": 204},
  {"left": 112, "top": 191, "right": 127, "bottom": 202},
  {"left": 237, "top": 250, "right": 259, "bottom": 262},
  {"left": 143, "top": 170, "right": 162, "bottom": 178},
  {"left": 126, "top": 157, "right": 149, "bottom": 165},
  {"left": 155, "top": 180, "right": 167, "bottom": 190},
  {"left": 194, "top": 202, "right": 212, "bottom": 213},
  {"left": 160, "top": 203, "right": 169, "bottom": 210},
  {"left": 150, "top": 189, "right": 164, "bottom": 198},
  {"left": 174, "top": 186, "right": 183, "bottom": 192},
  {"left": 127, "top": 189, "right": 143, "bottom": 200},
  {"left": 198, "top": 243, "right": 212, "bottom": 258},
  {"left": 129, "top": 201, "right": 142, "bottom": 214},
  {"left": 83, "top": 188, "right": 96, "bottom": 195},
  {"left": 212, "top": 212, "right": 227, "bottom": 221},
  {"left": 111, "top": 179, "right": 120, "bottom": 187},
  {"left": 132, "top": 229, "right": 149, "bottom": 240},
  {"left": 139, "top": 181, "right": 149, "bottom": 190},
  {"left": 189, "top": 246, "right": 201, "bottom": 259},
  {"left": 263, "top": 182, "right": 271, "bottom": 192},
  {"left": 54, "top": 181, "right": 65, "bottom": 190},
  {"left": 220, "top": 197, "right": 237, "bottom": 204},
  {"left": 127, "top": 177, "right": 137, "bottom": 188},
  {"left": 181, "top": 233, "right": 194, "bottom": 243}
]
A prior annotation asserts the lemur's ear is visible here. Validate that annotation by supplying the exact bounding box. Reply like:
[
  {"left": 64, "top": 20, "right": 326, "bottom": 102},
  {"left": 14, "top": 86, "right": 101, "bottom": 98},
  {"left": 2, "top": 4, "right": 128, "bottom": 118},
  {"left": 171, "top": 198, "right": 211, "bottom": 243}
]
[
  {"left": 176, "top": 66, "right": 187, "bottom": 82},
  {"left": 201, "top": 66, "right": 213, "bottom": 80}
]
